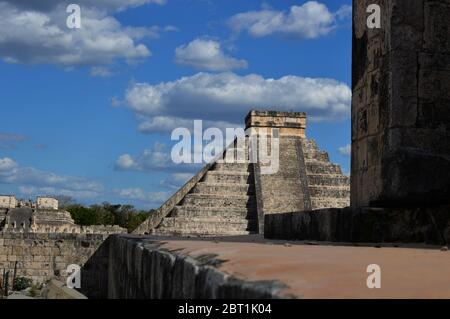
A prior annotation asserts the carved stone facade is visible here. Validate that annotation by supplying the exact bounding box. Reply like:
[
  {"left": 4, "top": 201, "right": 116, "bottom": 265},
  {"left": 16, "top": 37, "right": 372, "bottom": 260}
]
[
  {"left": 37, "top": 197, "right": 59, "bottom": 210},
  {"left": 0, "top": 206, "right": 126, "bottom": 235},
  {"left": 0, "top": 195, "right": 17, "bottom": 209}
]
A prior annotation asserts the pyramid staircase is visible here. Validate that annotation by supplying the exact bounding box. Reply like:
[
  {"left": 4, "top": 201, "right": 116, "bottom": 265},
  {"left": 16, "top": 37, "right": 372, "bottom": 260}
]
[
  {"left": 302, "top": 139, "right": 350, "bottom": 210},
  {"left": 152, "top": 146, "right": 258, "bottom": 237},
  {"left": 150, "top": 138, "right": 349, "bottom": 237},
  {"left": 134, "top": 111, "right": 350, "bottom": 238}
]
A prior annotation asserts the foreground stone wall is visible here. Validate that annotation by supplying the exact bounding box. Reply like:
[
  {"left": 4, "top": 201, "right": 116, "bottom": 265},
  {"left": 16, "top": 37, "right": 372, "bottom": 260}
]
[
  {"left": 103, "top": 235, "right": 285, "bottom": 299},
  {"left": 264, "top": 206, "right": 450, "bottom": 245},
  {"left": 0, "top": 232, "right": 108, "bottom": 285}
]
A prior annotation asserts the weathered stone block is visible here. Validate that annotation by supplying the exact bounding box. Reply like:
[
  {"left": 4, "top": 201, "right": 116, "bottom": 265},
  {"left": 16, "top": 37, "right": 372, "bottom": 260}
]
[
  {"left": 352, "top": 0, "right": 450, "bottom": 206},
  {"left": 423, "top": 1, "right": 450, "bottom": 53}
]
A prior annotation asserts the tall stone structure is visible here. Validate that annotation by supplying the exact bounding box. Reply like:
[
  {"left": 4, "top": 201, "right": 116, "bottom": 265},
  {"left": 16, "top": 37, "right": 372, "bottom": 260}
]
[
  {"left": 352, "top": 0, "right": 450, "bottom": 207},
  {"left": 135, "top": 110, "right": 350, "bottom": 237},
  {"left": 265, "top": 1, "right": 450, "bottom": 244}
]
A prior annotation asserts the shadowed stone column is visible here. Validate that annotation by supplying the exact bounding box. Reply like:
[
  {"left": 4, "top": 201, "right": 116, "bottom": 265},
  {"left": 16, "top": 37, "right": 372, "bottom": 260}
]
[{"left": 352, "top": 0, "right": 450, "bottom": 207}]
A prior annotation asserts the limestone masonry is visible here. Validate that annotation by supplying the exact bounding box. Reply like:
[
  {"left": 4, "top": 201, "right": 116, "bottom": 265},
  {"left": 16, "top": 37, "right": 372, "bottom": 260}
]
[
  {"left": 0, "top": 196, "right": 125, "bottom": 288},
  {"left": 265, "top": 0, "right": 450, "bottom": 245},
  {"left": 352, "top": 0, "right": 450, "bottom": 207},
  {"left": 0, "top": 196, "right": 125, "bottom": 235},
  {"left": 0, "top": 232, "right": 109, "bottom": 286},
  {"left": 134, "top": 110, "right": 350, "bottom": 237}
]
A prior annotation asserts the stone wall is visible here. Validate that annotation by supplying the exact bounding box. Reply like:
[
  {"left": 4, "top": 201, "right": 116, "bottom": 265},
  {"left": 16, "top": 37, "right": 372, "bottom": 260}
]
[
  {"left": 245, "top": 110, "right": 307, "bottom": 138},
  {"left": 254, "top": 137, "right": 310, "bottom": 233},
  {"left": 43, "top": 279, "right": 88, "bottom": 299},
  {"left": 104, "top": 235, "right": 285, "bottom": 299},
  {"left": 352, "top": 0, "right": 450, "bottom": 207},
  {"left": 0, "top": 232, "right": 109, "bottom": 286},
  {"left": 264, "top": 206, "right": 450, "bottom": 245}
]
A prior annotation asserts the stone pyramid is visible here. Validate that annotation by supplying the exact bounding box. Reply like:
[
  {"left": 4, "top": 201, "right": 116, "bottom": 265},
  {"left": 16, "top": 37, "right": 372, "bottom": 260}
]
[{"left": 134, "top": 110, "right": 349, "bottom": 237}]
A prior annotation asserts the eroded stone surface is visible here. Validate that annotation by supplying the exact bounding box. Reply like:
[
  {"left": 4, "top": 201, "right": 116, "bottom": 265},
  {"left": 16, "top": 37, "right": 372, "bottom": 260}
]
[
  {"left": 96, "top": 234, "right": 450, "bottom": 299},
  {"left": 352, "top": 0, "right": 450, "bottom": 207}
]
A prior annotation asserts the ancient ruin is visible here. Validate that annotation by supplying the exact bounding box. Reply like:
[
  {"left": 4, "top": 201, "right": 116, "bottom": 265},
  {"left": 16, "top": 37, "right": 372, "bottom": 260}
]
[
  {"left": 265, "top": 0, "right": 450, "bottom": 244},
  {"left": 134, "top": 110, "right": 350, "bottom": 237},
  {"left": 2, "top": 0, "right": 450, "bottom": 299},
  {"left": 0, "top": 196, "right": 124, "bottom": 234},
  {"left": 0, "top": 196, "right": 125, "bottom": 286}
]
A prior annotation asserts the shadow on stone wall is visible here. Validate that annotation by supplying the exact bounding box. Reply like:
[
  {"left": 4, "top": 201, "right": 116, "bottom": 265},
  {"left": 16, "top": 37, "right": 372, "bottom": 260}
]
[{"left": 79, "top": 236, "right": 111, "bottom": 299}]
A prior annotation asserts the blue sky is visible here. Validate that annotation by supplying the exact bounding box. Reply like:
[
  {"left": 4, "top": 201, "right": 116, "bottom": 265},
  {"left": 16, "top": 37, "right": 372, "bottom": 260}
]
[{"left": 0, "top": 0, "right": 352, "bottom": 209}]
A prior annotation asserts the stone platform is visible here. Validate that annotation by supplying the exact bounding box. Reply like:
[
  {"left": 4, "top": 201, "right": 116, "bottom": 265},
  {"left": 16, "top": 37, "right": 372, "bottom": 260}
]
[
  {"left": 264, "top": 206, "right": 450, "bottom": 245},
  {"left": 103, "top": 234, "right": 450, "bottom": 299}
]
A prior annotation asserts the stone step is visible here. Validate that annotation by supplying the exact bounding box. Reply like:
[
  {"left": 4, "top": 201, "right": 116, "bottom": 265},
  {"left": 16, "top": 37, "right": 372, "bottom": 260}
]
[
  {"left": 170, "top": 206, "right": 256, "bottom": 219},
  {"left": 213, "top": 162, "right": 252, "bottom": 172},
  {"left": 303, "top": 150, "right": 330, "bottom": 162},
  {"left": 307, "top": 174, "right": 350, "bottom": 187},
  {"left": 306, "top": 162, "right": 342, "bottom": 174},
  {"left": 154, "top": 218, "right": 257, "bottom": 236},
  {"left": 191, "top": 183, "right": 255, "bottom": 195},
  {"left": 160, "top": 217, "right": 257, "bottom": 227},
  {"left": 302, "top": 139, "right": 318, "bottom": 150},
  {"left": 152, "top": 227, "right": 253, "bottom": 237},
  {"left": 202, "top": 171, "right": 253, "bottom": 184},
  {"left": 181, "top": 194, "right": 256, "bottom": 208},
  {"left": 311, "top": 198, "right": 350, "bottom": 210},
  {"left": 309, "top": 186, "right": 350, "bottom": 198}
]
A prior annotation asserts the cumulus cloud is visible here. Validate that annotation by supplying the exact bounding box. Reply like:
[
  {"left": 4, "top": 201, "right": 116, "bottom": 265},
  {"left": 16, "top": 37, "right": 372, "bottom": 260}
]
[
  {"left": 0, "top": 132, "right": 26, "bottom": 150},
  {"left": 0, "top": 157, "right": 104, "bottom": 199},
  {"left": 114, "top": 142, "right": 174, "bottom": 171},
  {"left": 0, "top": 157, "right": 18, "bottom": 171},
  {"left": 124, "top": 72, "right": 351, "bottom": 132},
  {"left": 114, "top": 142, "right": 201, "bottom": 172},
  {"left": 0, "top": 1, "right": 171, "bottom": 70},
  {"left": 338, "top": 144, "right": 351, "bottom": 156},
  {"left": 175, "top": 38, "right": 248, "bottom": 71},
  {"left": 228, "top": 1, "right": 351, "bottom": 39}
]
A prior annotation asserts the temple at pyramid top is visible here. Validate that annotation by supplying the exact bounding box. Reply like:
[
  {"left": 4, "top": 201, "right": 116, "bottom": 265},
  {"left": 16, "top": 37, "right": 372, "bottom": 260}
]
[
  {"left": 245, "top": 110, "right": 307, "bottom": 138},
  {"left": 134, "top": 110, "right": 350, "bottom": 237}
]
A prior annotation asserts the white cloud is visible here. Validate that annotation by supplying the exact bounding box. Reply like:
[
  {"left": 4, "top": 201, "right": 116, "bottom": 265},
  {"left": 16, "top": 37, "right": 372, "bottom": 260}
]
[
  {"left": 228, "top": 1, "right": 350, "bottom": 39},
  {"left": 338, "top": 144, "right": 351, "bottom": 156},
  {"left": 175, "top": 38, "right": 248, "bottom": 71},
  {"left": 114, "top": 142, "right": 202, "bottom": 173},
  {"left": 0, "top": 1, "right": 172, "bottom": 69},
  {"left": 0, "top": 157, "right": 18, "bottom": 171},
  {"left": 124, "top": 72, "right": 351, "bottom": 133},
  {"left": 0, "top": 157, "right": 104, "bottom": 199},
  {"left": 114, "top": 142, "right": 175, "bottom": 171},
  {"left": 0, "top": 156, "right": 172, "bottom": 205}
]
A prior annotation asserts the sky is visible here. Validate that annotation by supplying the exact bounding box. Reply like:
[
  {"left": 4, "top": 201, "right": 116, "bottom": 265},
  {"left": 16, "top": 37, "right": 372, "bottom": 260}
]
[{"left": 0, "top": 0, "right": 352, "bottom": 209}]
